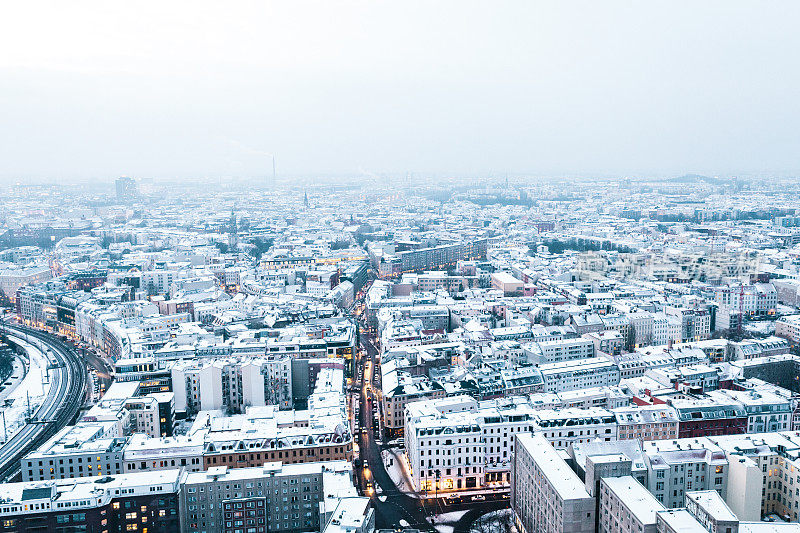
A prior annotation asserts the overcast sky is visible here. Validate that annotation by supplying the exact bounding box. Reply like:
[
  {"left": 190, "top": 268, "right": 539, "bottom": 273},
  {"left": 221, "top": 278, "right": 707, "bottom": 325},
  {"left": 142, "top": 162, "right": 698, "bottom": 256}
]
[{"left": 1, "top": 1, "right": 799, "bottom": 183}]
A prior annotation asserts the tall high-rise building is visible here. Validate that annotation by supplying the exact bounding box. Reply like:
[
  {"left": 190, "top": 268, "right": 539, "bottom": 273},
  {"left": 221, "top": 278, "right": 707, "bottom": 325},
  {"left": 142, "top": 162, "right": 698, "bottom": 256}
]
[
  {"left": 115, "top": 176, "right": 138, "bottom": 203},
  {"left": 228, "top": 211, "right": 238, "bottom": 250}
]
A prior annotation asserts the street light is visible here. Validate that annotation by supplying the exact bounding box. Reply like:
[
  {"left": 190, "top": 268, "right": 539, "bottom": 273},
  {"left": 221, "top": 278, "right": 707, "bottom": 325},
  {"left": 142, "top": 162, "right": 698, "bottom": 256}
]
[{"left": 435, "top": 469, "right": 441, "bottom": 507}]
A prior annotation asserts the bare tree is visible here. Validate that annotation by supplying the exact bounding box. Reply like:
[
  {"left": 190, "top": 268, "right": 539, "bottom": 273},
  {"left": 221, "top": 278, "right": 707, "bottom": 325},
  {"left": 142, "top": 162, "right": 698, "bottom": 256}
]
[{"left": 470, "top": 510, "right": 515, "bottom": 533}]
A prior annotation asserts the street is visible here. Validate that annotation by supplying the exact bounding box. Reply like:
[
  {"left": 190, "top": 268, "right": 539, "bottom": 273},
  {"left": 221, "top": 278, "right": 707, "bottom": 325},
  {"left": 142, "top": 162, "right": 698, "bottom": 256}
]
[
  {"left": 350, "top": 281, "right": 508, "bottom": 530},
  {"left": 78, "top": 343, "right": 114, "bottom": 395}
]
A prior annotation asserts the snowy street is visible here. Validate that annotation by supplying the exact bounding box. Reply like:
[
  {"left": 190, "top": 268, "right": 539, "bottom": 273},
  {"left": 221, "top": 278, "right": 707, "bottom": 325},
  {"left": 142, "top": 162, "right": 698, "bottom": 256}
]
[
  {"left": 0, "top": 354, "right": 27, "bottom": 404},
  {"left": 0, "top": 336, "right": 53, "bottom": 443}
]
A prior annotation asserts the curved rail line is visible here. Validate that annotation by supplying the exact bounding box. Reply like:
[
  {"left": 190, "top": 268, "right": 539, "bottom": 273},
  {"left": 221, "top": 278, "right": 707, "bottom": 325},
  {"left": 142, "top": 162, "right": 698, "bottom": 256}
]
[{"left": 0, "top": 324, "right": 87, "bottom": 481}]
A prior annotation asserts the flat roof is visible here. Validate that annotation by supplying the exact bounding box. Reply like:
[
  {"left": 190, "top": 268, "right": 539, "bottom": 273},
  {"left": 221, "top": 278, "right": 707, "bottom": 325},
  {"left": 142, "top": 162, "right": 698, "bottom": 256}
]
[
  {"left": 739, "top": 523, "right": 800, "bottom": 533},
  {"left": 686, "top": 490, "right": 738, "bottom": 522},
  {"left": 518, "top": 433, "right": 591, "bottom": 501},
  {"left": 492, "top": 272, "right": 522, "bottom": 283},
  {"left": 323, "top": 496, "right": 372, "bottom": 533},
  {"left": 603, "top": 476, "right": 665, "bottom": 526},
  {"left": 539, "top": 357, "right": 617, "bottom": 372},
  {"left": 183, "top": 460, "right": 352, "bottom": 485},
  {"left": 656, "top": 509, "right": 707, "bottom": 533}
]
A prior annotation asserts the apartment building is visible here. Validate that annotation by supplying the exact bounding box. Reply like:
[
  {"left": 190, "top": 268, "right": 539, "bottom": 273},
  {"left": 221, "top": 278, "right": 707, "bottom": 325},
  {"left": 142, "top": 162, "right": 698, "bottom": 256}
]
[
  {"left": 644, "top": 364, "right": 718, "bottom": 394},
  {"left": 707, "top": 389, "right": 792, "bottom": 433},
  {"left": 713, "top": 284, "right": 777, "bottom": 318},
  {"left": 321, "top": 497, "right": 375, "bottom": 533},
  {"left": 599, "top": 476, "right": 665, "bottom": 533},
  {"left": 583, "top": 331, "right": 624, "bottom": 357},
  {"left": 0, "top": 265, "right": 51, "bottom": 303},
  {"left": 523, "top": 338, "right": 595, "bottom": 365},
  {"left": 202, "top": 407, "right": 353, "bottom": 470},
  {"left": 382, "top": 369, "right": 446, "bottom": 438},
  {"left": 708, "top": 432, "right": 800, "bottom": 521},
  {"left": 685, "top": 491, "right": 739, "bottom": 533},
  {"left": 123, "top": 432, "right": 206, "bottom": 474},
  {"left": 628, "top": 312, "right": 656, "bottom": 349},
  {"left": 511, "top": 433, "right": 595, "bottom": 533},
  {"left": 405, "top": 395, "right": 533, "bottom": 491},
  {"left": 0, "top": 470, "right": 180, "bottom": 533},
  {"left": 614, "top": 405, "right": 680, "bottom": 442},
  {"left": 21, "top": 423, "right": 127, "bottom": 482},
  {"left": 491, "top": 272, "right": 524, "bottom": 296},
  {"left": 554, "top": 386, "right": 630, "bottom": 410},
  {"left": 776, "top": 315, "right": 800, "bottom": 344},
  {"left": 641, "top": 438, "right": 729, "bottom": 509},
  {"left": 180, "top": 461, "right": 357, "bottom": 533},
  {"left": 533, "top": 408, "right": 617, "bottom": 450},
  {"left": 538, "top": 357, "right": 621, "bottom": 393},
  {"left": 407, "top": 410, "right": 483, "bottom": 492},
  {"left": 670, "top": 397, "right": 748, "bottom": 439},
  {"left": 170, "top": 355, "right": 294, "bottom": 414},
  {"left": 479, "top": 401, "right": 536, "bottom": 484}
]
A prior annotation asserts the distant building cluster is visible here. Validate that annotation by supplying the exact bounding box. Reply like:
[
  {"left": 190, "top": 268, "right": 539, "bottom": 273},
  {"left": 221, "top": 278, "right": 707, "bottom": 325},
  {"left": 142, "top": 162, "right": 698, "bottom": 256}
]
[{"left": 2, "top": 176, "right": 800, "bottom": 533}]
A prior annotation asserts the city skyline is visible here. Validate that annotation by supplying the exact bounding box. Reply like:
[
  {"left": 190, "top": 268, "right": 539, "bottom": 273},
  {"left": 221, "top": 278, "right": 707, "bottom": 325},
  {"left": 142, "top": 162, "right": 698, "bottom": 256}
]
[{"left": 3, "top": 3, "right": 800, "bottom": 533}]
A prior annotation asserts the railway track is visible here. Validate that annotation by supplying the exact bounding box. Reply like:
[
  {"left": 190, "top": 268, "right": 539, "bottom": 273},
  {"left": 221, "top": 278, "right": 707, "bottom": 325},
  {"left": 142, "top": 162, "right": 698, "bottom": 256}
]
[{"left": 0, "top": 324, "right": 87, "bottom": 481}]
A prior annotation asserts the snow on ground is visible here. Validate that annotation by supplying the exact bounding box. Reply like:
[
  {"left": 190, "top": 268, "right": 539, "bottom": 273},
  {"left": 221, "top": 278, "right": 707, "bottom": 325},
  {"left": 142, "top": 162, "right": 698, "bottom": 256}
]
[
  {"left": 429, "top": 511, "right": 469, "bottom": 524},
  {"left": 9, "top": 338, "right": 50, "bottom": 400},
  {"left": 479, "top": 510, "right": 512, "bottom": 520},
  {"left": 470, "top": 509, "right": 517, "bottom": 533},
  {"left": 0, "top": 337, "right": 52, "bottom": 442},
  {"left": 381, "top": 449, "right": 409, "bottom": 491},
  {"left": 427, "top": 510, "right": 469, "bottom": 533},
  {"left": 745, "top": 321, "right": 775, "bottom": 336},
  {"left": 0, "top": 355, "right": 27, "bottom": 403}
]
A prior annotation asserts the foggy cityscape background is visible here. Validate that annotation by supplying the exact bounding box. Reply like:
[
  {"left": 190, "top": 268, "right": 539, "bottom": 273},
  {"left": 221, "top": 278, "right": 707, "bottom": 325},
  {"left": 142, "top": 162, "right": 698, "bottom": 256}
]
[{"left": 2, "top": 1, "right": 800, "bottom": 183}]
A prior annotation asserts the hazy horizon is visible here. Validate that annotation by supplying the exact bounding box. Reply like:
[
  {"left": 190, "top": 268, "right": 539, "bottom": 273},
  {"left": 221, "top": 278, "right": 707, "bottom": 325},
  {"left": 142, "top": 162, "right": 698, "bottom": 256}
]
[{"left": 2, "top": 1, "right": 799, "bottom": 183}]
